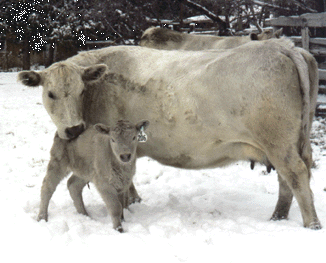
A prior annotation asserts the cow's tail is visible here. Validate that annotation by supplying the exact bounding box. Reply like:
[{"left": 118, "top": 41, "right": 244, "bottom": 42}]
[{"left": 281, "top": 45, "right": 318, "bottom": 171}]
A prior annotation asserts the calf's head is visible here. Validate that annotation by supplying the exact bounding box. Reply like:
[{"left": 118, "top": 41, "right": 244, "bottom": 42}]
[
  {"left": 95, "top": 120, "right": 150, "bottom": 163},
  {"left": 18, "top": 62, "right": 107, "bottom": 139}
]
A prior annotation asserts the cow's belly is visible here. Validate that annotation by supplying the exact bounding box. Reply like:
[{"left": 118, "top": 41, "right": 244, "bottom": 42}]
[{"left": 138, "top": 126, "right": 267, "bottom": 169}]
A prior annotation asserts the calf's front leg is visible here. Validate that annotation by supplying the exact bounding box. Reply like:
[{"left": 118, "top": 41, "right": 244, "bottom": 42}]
[
  {"left": 94, "top": 181, "right": 123, "bottom": 233},
  {"left": 37, "top": 157, "right": 69, "bottom": 222},
  {"left": 128, "top": 182, "right": 142, "bottom": 205}
]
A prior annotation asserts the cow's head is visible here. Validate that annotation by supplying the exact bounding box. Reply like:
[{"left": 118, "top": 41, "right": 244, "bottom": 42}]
[
  {"left": 250, "top": 28, "right": 283, "bottom": 41},
  {"left": 18, "top": 62, "right": 107, "bottom": 139}
]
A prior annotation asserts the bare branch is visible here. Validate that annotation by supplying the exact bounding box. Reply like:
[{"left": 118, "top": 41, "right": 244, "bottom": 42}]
[
  {"left": 288, "top": 0, "right": 317, "bottom": 13},
  {"left": 184, "top": 0, "right": 226, "bottom": 25},
  {"left": 252, "top": 0, "right": 292, "bottom": 11},
  {"left": 249, "top": 3, "right": 262, "bottom": 33}
]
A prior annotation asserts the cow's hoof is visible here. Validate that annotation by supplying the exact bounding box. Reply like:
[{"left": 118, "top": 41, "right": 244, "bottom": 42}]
[
  {"left": 115, "top": 226, "right": 124, "bottom": 233},
  {"left": 306, "top": 221, "right": 322, "bottom": 230}
]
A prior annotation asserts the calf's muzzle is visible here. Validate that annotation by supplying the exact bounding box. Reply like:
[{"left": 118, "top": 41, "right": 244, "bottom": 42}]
[{"left": 120, "top": 153, "right": 132, "bottom": 163}]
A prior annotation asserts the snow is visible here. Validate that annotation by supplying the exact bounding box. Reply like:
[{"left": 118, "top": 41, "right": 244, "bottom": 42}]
[{"left": 1, "top": 72, "right": 326, "bottom": 262}]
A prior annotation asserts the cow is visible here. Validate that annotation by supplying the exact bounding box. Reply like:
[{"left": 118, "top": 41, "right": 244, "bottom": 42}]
[
  {"left": 18, "top": 38, "right": 321, "bottom": 229},
  {"left": 37, "top": 120, "right": 149, "bottom": 232},
  {"left": 139, "top": 26, "right": 283, "bottom": 50},
  {"left": 140, "top": 27, "right": 318, "bottom": 175}
]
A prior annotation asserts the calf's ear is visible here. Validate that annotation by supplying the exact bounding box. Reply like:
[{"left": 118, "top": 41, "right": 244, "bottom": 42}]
[
  {"left": 82, "top": 64, "right": 107, "bottom": 82},
  {"left": 17, "top": 71, "right": 42, "bottom": 87},
  {"left": 95, "top": 123, "right": 110, "bottom": 135},
  {"left": 136, "top": 120, "right": 150, "bottom": 131}
]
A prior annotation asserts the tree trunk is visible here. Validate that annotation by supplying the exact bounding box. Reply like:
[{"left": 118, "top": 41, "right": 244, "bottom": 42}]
[
  {"left": 22, "top": 37, "right": 31, "bottom": 70},
  {"left": 46, "top": 41, "right": 55, "bottom": 67},
  {"left": 179, "top": 0, "right": 185, "bottom": 30}
]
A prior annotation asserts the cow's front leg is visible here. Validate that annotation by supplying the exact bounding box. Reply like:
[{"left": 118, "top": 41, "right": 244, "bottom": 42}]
[{"left": 37, "top": 157, "right": 69, "bottom": 222}]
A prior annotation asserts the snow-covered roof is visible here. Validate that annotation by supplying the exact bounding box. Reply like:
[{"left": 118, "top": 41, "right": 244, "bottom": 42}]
[{"left": 186, "top": 15, "right": 212, "bottom": 22}]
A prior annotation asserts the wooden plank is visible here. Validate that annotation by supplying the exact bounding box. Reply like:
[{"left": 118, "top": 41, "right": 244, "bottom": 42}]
[
  {"left": 311, "top": 49, "right": 326, "bottom": 57},
  {"left": 318, "top": 86, "right": 326, "bottom": 95},
  {"left": 319, "top": 69, "right": 326, "bottom": 80},
  {"left": 265, "top": 12, "right": 326, "bottom": 27},
  {"left": 289, "top": 37, "right": 326, "bottom": 47},
  {"left": 309, "top": 38, "right": 326, "bottom": 46}
]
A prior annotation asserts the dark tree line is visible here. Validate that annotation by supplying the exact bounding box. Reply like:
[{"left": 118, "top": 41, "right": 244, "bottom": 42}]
[{"left": 0, "top": 0, "right": 324, "bottom": 69}]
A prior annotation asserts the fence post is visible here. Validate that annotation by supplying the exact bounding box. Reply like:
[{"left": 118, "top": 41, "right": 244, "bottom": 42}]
[{"left": 301, "top": 27, "right": 310, "bottom": 50}]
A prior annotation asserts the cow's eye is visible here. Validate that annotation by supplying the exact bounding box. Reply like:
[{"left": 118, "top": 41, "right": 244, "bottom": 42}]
[
  {"left": 48, "top": 91, "right": 55, "bottom": 99},
  {"left": 80, "top": 89, "right": 85, "bottom": 96},
  {"left": 133, "top": 136, "right": 136, "bottom": 141},
  {"left": 111, "top": 138, "right": 115, "bottom": 143}
]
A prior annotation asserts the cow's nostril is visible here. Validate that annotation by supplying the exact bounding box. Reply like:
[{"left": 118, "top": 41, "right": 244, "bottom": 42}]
[
  {"left": 120, "top": 154, "right": 131, "bottom": 162},
  {"left": 65, "top": 124, "right": 85, "bottom": 139}
]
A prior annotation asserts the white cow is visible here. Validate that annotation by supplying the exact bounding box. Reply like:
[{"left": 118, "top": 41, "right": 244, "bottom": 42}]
[
  {"left": 18, "top": 38, "right": 321, "bottom": 229},
  {"left": 139, "top": 27, "right": 283, "bottom": 50}
]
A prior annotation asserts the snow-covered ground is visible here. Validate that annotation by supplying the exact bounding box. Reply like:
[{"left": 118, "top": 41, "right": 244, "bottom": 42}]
[{"left": 1, "top": 72, "right": 326, "bottom": 263}]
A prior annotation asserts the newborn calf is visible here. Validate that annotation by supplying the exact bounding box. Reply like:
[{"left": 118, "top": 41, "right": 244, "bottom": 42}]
[{"left": 37, "top": 120, "right": 150, "bottom": 232}]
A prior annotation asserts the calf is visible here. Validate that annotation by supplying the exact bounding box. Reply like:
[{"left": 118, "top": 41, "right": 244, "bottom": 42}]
[{"left": 37, "top": 120, "right": 150, "bottom": 233}]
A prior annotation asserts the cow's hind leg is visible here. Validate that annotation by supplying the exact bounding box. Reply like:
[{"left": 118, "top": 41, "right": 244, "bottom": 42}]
[
  {"left": 67, "top": 175, "right": 89, "bottom": 216},
  {"left": 269, "top": 148, "right": 321, "bottom": 229},
  {"left": 271, "top": 174, "right": 293, "bottom": 220}
]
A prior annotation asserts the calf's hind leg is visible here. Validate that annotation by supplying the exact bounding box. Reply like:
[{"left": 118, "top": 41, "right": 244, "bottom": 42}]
[
  {"left": 67, "top": 175, "right": 89, "bottom": 216},
  {"left": 269, "top": 148, "right": 321, "bottom": 229}
]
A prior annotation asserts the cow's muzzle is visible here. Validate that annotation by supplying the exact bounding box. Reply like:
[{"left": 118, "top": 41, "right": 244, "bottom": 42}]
[{"left": 65, "top": 124, "right": 85, "bottom": 139}]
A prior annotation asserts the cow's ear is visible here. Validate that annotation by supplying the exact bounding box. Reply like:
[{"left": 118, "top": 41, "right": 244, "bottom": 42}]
[
  {"left": 274, "top": 28, "right": 283, "bottom": 38},
  {"left": 250, "top": 33, "right": 259, "bottom": 41},
  {"left": 136, "top": 120, "right": 150, "bottom": 131},
  {"left": 95, "top": 123, "right": 110, "bottom": 134},
  {"left": 82, "top": 64, "right": 107, "bottom": 82},
  {"left": 17, "top": 71, "right": 43, "bottom": 87}
]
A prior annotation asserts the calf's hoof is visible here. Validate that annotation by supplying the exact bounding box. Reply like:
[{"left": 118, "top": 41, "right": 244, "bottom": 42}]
[
  {"left": 37, "top": 213, "right": 48, "bottom": 222},
  {"left": 270, "top": 211, "right": 288, "bottom": 221},
  {"left": 129, "top": 196, "right": 142, "bottom": 205}
]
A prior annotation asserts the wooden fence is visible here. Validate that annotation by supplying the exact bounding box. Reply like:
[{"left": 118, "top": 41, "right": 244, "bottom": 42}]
[{"left": 265, "top": 12, "right": 326, "bottom": 117}]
